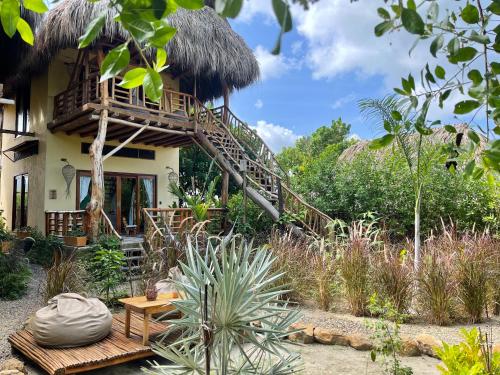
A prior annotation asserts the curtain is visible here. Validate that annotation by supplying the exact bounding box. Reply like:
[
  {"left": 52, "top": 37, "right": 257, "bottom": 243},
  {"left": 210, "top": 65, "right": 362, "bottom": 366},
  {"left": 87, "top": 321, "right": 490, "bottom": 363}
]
[
  {"left": 142, "top": 178, "right": 154, "bottom": 207},
  {"left": 128, "top": 187, "right": 136, "bottom": 225},
  {"left": 79, "top": 176, "right": 91, "bottom": 209}
]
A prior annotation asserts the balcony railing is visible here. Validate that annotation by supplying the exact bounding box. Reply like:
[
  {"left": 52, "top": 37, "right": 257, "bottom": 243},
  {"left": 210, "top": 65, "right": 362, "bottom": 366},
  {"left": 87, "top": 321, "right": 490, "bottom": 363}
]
[{"left": 53, "top": 74, "right": 193, "bottom": 123}]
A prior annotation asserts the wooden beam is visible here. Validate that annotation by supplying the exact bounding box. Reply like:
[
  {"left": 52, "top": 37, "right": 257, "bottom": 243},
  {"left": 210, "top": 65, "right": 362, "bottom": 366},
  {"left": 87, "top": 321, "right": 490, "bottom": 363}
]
[
  {"left": 146, "top": 134, "right": 186, "bottom": 146},
  {"left": 89, "top": 115, "right": 194, "bottom": 136},
  {"left": 103, "top": 124, "right": 150, "bottom": 161},
  {"left": 221, "top": 170, "right": 229, "bottom": 206}
]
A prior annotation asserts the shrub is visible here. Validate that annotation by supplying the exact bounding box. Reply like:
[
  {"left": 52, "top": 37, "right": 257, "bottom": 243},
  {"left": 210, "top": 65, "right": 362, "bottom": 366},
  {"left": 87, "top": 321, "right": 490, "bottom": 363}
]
[
  {"left": 43, "top": 249, "right": 84, "bottom": 302},
  {"left": 0, "top": 252, "right": 31, "bottom": 300},
  {"left": 455, "top": 233, "right": 495, "bottom": 323},
  {"left": 417, "top": 245, "right": 456, "bottom": 325},
  {"left": 436, "top": 328, "right": 500, "bottom": 375},
  {"left": 25, "top": 228, "right": 63, "bottom": 267},
  {"left": 227, "top": 191, "right": 273, "bottom": 239},
  {"left": 372, "top": 248, "right": 414, "bottom": 315},
  {"left": 87, "top": 247, "right": 125, "bottom": 305}
]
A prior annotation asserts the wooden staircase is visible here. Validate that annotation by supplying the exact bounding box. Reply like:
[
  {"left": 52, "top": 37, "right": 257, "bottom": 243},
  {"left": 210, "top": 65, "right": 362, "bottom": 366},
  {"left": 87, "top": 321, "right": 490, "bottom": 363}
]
[{"left": 192, "top": 102, "right": 332, "bottom": 238}]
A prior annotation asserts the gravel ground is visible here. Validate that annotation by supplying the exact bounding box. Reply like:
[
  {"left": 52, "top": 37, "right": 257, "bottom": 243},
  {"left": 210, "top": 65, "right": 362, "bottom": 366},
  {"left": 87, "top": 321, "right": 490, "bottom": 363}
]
[
  {"left": 300, "top": 305, "right": 500, "bottom": 344},
  {"left": 0, "top": 264, "right": 45, "bottom": 361}
]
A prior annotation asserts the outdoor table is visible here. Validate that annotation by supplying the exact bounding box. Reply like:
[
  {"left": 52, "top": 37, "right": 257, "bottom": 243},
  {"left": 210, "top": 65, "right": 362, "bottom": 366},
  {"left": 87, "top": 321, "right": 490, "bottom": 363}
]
[{"left": 119, "top": 292, "right": 179, "bottom": 346}]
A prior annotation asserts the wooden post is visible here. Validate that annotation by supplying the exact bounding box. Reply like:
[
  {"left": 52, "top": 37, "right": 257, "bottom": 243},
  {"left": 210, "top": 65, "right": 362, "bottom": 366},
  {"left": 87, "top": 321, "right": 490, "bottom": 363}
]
[
  {"left": 88, "top": 48, "right": 110, "bottom": 241},
  {"left": 222, "top": 84, "right": 229, "bottom": 124},
  {"left": 221, "top": 170, "right": 229, "bottom": 206}
]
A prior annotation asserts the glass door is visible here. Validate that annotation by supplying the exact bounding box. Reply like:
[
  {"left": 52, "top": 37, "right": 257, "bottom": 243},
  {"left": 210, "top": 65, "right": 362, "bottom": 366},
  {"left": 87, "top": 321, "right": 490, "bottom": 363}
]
[
  {"left": 103, "top": 176, "right": 117, "bottom": 230},
  {"left": 139, "top": 176, "right": 155, "bottom": 232},
  {"left": 120, "top": 177, "right": 137, "bottom": 231}
]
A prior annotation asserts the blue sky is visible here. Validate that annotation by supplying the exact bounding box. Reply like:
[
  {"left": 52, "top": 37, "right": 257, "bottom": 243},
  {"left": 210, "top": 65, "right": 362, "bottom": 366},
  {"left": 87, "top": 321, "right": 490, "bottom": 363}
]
[{"left": 224, "top": 0, "right": 473, "bottom": 152}]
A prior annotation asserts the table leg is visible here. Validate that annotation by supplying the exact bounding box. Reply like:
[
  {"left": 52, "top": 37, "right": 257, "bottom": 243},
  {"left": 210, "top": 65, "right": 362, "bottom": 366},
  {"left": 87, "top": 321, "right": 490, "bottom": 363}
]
[
  {"left": 125, "top": 308, "right": 131, "bottom": 338},
  {"left": 143, "top": 312, "right": 150, "bottom": 346}
]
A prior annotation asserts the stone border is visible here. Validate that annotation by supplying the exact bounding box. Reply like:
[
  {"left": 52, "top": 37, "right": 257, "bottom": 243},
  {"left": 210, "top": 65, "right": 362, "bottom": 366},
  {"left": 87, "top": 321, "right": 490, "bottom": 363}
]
[{"left": 287, "top": 322, "right": 452, "bottom": 358}]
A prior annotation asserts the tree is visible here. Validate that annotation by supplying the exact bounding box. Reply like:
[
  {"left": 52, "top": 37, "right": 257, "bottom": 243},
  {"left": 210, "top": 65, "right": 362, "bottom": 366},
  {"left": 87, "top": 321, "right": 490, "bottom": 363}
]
[
  {"left": 372, "top": 0, "right": 500, "bottom": 177},
  {"left": 310, "top": 118, "right": 351, "bottom": 155},
  {"left": 359, "top": 96, "right": 447, "bottom": 270}
]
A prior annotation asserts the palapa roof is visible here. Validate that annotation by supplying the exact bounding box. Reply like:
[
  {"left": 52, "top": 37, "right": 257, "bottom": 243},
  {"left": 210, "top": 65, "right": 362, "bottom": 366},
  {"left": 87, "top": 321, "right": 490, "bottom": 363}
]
[
  {"left": 339, "top": 124, "right": 482, "bottom": 163},
  {"left": 2, "top": 0, "right": 260, "bottom": 100}
]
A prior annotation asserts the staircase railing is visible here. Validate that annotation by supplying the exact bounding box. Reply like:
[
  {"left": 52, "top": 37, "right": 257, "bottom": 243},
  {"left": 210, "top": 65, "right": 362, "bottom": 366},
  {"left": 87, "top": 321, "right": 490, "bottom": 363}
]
[
  {"left": 100, "top": 211, "right": 122, "bottom": 240},
  {"left": 193, "top": 99, "right": 333, "bottom": 237}
]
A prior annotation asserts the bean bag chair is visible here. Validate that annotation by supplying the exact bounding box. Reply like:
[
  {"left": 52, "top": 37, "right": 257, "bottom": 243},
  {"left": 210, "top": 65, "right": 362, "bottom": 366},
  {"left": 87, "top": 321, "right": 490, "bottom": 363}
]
[
  {"left": 31, "top": 293, "right": 112, "bottom": 348},
  {"left": 156, "top": 266, "right": 188, "bottom": 296}
]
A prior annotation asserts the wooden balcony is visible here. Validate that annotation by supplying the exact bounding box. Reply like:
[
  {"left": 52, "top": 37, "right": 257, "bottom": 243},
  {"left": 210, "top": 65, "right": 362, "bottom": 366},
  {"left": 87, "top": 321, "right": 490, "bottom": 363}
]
[{"left": 48, "top": 74, "right": 196, "bottom": 148}]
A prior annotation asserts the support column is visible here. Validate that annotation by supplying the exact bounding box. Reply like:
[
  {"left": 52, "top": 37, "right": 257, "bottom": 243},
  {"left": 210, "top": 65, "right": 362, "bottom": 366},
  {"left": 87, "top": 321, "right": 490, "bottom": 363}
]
[{"left": 221, "top": 170, "right": 230, "bottom": 233}]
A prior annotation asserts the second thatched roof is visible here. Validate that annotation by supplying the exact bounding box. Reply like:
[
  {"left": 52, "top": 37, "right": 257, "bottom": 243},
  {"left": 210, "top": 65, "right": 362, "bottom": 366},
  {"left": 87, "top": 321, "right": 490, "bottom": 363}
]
[{"left": 5, "top": 0, "right": 260, "bottom": 100}]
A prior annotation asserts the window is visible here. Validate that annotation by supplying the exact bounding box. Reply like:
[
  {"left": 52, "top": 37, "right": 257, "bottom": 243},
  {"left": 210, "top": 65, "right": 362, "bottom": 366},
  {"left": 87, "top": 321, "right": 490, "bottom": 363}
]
[
  {"left": 81, "top": 143, "right": 155, "bottom": 160},
  {"left": 12, "top": 174, "right": 29, "bottom": 230},
  {"left": 15, "top": 84, "right": 30, "bottom": 135}
]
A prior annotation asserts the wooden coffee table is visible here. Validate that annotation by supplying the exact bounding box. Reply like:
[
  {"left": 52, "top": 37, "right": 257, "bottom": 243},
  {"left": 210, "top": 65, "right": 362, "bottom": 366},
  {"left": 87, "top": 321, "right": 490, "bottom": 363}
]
[{"left": 119, "top": 292, "right": 179, "bottom": 345}]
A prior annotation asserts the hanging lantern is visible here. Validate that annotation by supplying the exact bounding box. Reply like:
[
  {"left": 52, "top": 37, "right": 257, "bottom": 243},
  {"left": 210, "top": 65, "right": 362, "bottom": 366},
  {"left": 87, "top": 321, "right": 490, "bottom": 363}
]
[
  {"left": 166, "top": 166, "right": 179, "bottom": 184},
  {"left": 61, "top": 158, "right": 76, "bottom": 198}
]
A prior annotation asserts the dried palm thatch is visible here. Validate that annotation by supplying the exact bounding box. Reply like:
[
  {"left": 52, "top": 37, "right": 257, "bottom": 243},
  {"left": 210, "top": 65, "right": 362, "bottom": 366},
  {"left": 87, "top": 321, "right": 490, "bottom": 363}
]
[
  {"left": 4, "top": 0, "right": 259, "bottom": 101},
  {"left": 339, "top": 124, "right": 484, "bottom": 163}
]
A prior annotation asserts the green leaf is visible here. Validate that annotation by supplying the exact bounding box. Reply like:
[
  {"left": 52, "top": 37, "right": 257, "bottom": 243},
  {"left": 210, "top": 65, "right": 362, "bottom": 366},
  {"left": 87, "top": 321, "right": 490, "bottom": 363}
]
[
  {"left": 454, "top": 100, "right": 481, "bottom": 114},
  {"left": 374, "top": 21, "right": 393, "bottom": 37},
  {"left": 215, "top": 0, "right": 243, "bottom": 18},
  {"left": 78, "top": 14, "right": 105, "bottom": 48},
  {"left": 453, "top": 47, "right": 477, "bottom": 63},
  {"left": 369, "top": 134, "right": 395, "bottom": 149},
  {"left": 100, "top": 43, "right": 130, "bottom": 82},
  {"left": 156, "top": 48, "right": 167, "bottom": 69},
  {"left": 435, "top": 65, "right": 445, "bottom": 79},
  {"left": 415, "top": 123, "right": 433, "bottom": 135},
  {"left": 272, "top": 0, "right": 292, "bottom": 33},
  {"left": 493, "top": 126, "right": 500, "bottom": 135},
  {"left": 370, "top": 350, "right": 377, "bottom": 362},
  {"left": 407, "top": 0, "right": 416, "bottom": 11},
  {"left": 23, "top": 0, "right": 48, "bottom": 13},
  {"left": 427, "top": 2, "right": 439, "bottom": 21},
  {"left": 149, "top": 22, "right": 176, "bottom": 48},
  {"left": 152, "top": 0, "right": 166, "bottom": 19},
  {"left": 23, "top": 0, "right": 49, "bottom": 13},
  {"left": 430, "top": 34, "right": 444, "bottom": 57},
  {"left": 174, "top": 0, "right": 204, "bottom": 9},
  {"left": 461, "top": 3, "right": 479, "bottom": 24},
  {"left": 464, "top": 160, "right": 475, "bottom": 176},
  {"left": 143, "top": 68, "right": 163, "bottom": 102},
  {"left": 16, "top": 18, "right": 33, "bottom": 45},
  {"left": 120, "top": 12, "right": 154, "bottom": 42},
  {"left": 488, "top": 0, "right": 500, "bottom": 15},
  {"left": 444, "top": 125, "right": 456, "bottom": 133},
  {"left": 377, "top": 7, "right": 391, "bottom": 20},
  {"left": 467, "top": 130, "right": 480, "bottom": 144},
  {"left": 401, "top": 8, "right": 425, "bottom": 35},
  {"left": 491, "top": 62, "right": 500, "bottom": 75},
  {"left": 467, "top": 69, "right": 483, "bottom": 86},
  {"left": 447, "top": 37, "right": 460, "bottom": 56},
  {"left": 119, "top": 68, "right": 147, "bottom": 89},
  {"left": 1, "top": 0, "right": 20, "bottom": 38},
  {"left": 391, "top": 110, "right": 402, "bottom": 121},
  {"left": 469, "top": 31, "right": 489, "bottom": 44}
]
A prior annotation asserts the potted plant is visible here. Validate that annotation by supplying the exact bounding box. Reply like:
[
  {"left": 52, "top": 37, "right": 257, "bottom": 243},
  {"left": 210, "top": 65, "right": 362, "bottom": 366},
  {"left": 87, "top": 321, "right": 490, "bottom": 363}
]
[
  {"left": 64, "top": 228, "right": 87, "bottom": 247},
  {"left": 16, "top": 226, "right": 32, "bottom": 239}
]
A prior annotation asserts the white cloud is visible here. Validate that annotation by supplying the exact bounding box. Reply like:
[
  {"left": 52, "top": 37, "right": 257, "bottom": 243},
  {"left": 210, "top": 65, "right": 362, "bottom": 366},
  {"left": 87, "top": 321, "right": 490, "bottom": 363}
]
[
  {"left": 292, "top": 0, "right": 457, "bottom": 92},
  {"left": 254, "top": 45, "right": 301, "bottom": 81},
  {"left": 348, "top": 133, "right": 362, "bottom": 141},
  {"left": 332, "top": 93, "right": 356, "bottom": 109},
  {"left": 236, "top": 0, "right": 274, "bottom": 23},
  {"left": 291, "top": 40, "right": 303, "bottom": 55},
  {"left": 251, "top": 120, "right": 301, "bottom": 152},
  {"left": 254, "top": 99, "right": 264, "bottom": 109}
]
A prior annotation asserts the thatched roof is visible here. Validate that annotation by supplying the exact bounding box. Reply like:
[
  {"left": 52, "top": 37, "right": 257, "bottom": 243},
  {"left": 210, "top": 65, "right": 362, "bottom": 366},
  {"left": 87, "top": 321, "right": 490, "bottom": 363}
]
[
  {"left": 339, "top": 124, "right": 481, "bottom": 163},
  {"left": 3, "top": 1, "right": 259, "bottom": 100}
]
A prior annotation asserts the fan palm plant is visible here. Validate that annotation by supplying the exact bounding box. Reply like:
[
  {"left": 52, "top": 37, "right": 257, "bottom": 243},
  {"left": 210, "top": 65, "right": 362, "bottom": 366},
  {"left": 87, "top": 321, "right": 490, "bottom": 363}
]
[
  {"left": 144, "top": 236, "right": 303, "bottom": 374},
  {"left": 359, "top": 96, "right": 446, "bottom": 270}
]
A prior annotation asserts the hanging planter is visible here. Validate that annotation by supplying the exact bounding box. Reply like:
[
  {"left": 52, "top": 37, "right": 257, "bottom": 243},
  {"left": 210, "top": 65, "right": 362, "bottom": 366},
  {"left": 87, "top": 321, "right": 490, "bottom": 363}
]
[{"left": 61, "top": 158, "right": 76, "bottom": 198}]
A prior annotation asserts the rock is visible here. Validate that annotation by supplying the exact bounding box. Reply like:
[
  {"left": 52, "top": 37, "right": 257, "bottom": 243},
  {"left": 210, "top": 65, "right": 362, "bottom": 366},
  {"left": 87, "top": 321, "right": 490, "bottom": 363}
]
[
  {"left": 303, "top": 324, "right": 315, "bottom": 344},
  {"left": 347, "top": 334, "right": 373, "bottom": 351},
  {"left": 314, "top": 328, "right": 350, "bottom": 346},
  {"left": 0, "top": 370, "right": 24, "bottom": 375},
  {"left": 493, "top": 343, "right": 500, "bottom": 354},
  {"left": 0, "top": 359, "right": 25, "bottom": 374},
  {"left": 287, "top": 322, "right": 306, "bottom": 342},
  {"left": 399, "top": 337, "right": 421, "bottom": 357},
  {"left": 415, "top": 334, "right": 442, "bottom": 358}
]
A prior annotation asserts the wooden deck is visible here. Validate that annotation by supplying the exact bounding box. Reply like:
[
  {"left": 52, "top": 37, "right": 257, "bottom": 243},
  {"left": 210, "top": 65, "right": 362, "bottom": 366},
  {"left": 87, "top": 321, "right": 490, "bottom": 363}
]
[{"left": 8, "top": 313, "right": 171, "bottom": 375}]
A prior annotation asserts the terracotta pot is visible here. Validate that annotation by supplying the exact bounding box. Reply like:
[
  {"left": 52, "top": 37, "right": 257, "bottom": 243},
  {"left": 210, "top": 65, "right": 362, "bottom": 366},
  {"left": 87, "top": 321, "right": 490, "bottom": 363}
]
[
  {"left": 63, "top": 236, "right": 87, "bottom": 247},
  {"left": 146, "top": 285, "right": 158, "bottom": 301}
]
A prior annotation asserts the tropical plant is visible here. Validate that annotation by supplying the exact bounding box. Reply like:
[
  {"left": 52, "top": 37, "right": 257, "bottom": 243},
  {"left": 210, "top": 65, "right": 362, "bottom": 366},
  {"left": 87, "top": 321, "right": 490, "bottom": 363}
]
[
  {"left": 146, "top": 236, "right": 303, "bottom": 374},
  {"left": 43, "top": 249, "right": 83, "bottom": 302},
  {"left": 372, "top": 0, "right": 500, "bottom": 176},
  {"left": 66, "top": 228, "right": 86, "bottom": 237},
  {"left": 365, "top": 294, "right": 413, "bottom": 375},
  {"left": 372, "top": 248, "right": 414, "bottom": 315},
  {"left": 0, "top": 251, "right": 31, "bottom": 300},
  {"left": 88, "top": 246, "right": 125, "bottom": 305},
  {"left": 436, "top": 328, "right": 500, "bottom": 375},
  {"left": 25, "top": 228, "right": 64, "bottom": 267},
  {"left": 227, "top": 191, "right": 274, "bottom": 239},
  {"left": 359, "top": 96, "right": 449, "bottom": 270}
]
